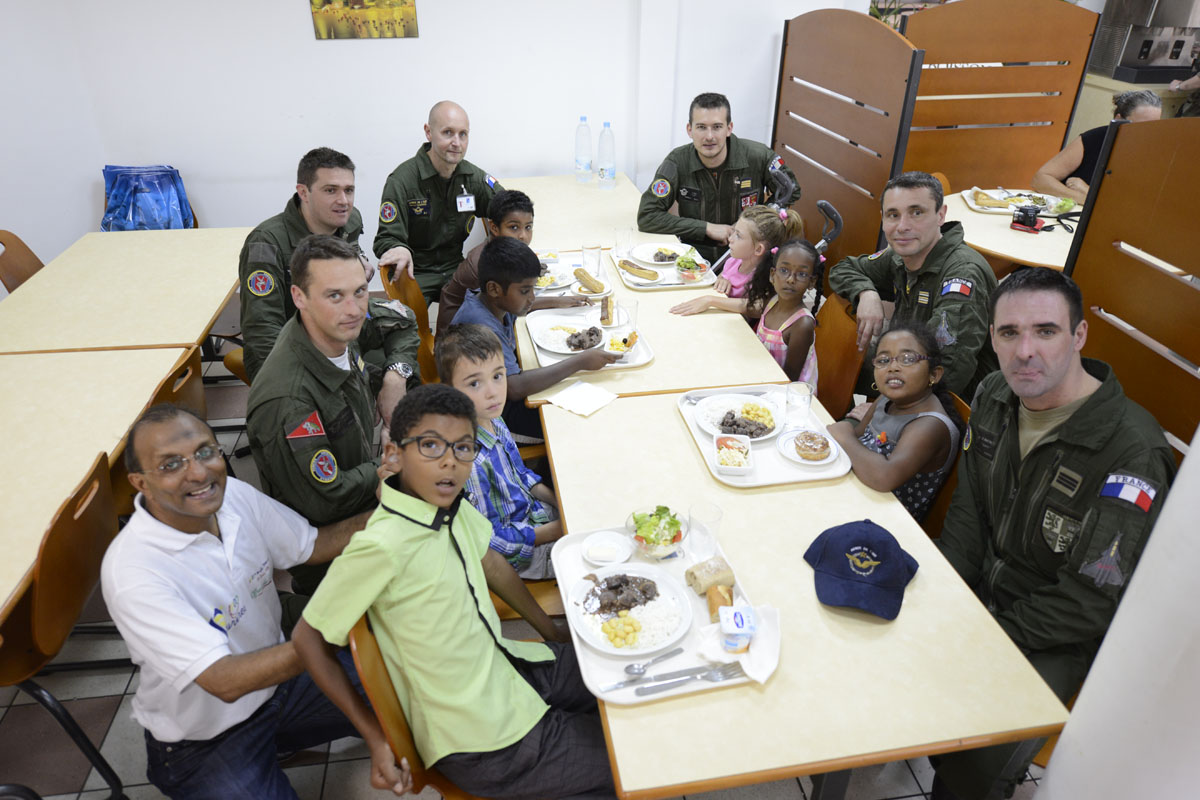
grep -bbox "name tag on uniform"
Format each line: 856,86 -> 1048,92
679,186 -> 701,202
456,186 -> 476,213
407,198 -> 429,216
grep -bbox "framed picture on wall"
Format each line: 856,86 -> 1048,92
310,1 -> 419,40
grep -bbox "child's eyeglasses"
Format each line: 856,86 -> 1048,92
872,352 -> 931,368
398,435 -> 481,462
771,266 -> 811,282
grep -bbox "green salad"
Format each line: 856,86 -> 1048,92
632,505 -> 683,545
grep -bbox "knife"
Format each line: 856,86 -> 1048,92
600,664 -> 714,693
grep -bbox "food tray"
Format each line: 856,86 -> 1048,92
960,187 -> 1074,217
522,307 -> 653,371
677,385 -> 851,488
610,252 -> 718,292
551,528 -> 753,705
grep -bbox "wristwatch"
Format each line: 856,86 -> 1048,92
387,362 -> 414,380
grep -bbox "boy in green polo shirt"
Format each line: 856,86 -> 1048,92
293,384 -> 613,799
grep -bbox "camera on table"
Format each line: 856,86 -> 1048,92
1012,205 -> 1040,229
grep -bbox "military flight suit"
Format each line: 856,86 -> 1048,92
933,359 -> 1175,800
636,134 -> 800,265
246,316 -> 381,596
828,222 -> 999,399
237,195 -> 421,387
373,143 -> 502,304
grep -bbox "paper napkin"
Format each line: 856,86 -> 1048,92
546,381 -> 617,417
696,604 -> 781,684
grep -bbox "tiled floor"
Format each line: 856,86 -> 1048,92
0,347 -> 1047,799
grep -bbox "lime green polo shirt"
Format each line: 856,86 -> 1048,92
302,481 -> 553,764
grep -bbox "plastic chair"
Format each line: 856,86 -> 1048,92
348,616 -> 485,800
382,267 -> 438,383
223,346 -> 250,386
814,293 -> 864,419
920,391 -> 971,539
0,452 -> 127,800
0,230 -> 44,293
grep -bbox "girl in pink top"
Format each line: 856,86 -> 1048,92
708,205 -> 804,300
749,239 -> 820,383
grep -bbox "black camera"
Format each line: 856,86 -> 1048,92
1012,205 -> 1040,228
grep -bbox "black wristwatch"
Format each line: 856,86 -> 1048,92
387,362 -> 414,380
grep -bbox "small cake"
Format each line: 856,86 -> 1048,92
794,430 -> 831,461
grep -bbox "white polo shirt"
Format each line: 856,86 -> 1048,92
101,477 -> 317,742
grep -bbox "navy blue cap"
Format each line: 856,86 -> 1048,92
803,519 -> 919,621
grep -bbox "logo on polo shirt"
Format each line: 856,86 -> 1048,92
207,596 -> 246,635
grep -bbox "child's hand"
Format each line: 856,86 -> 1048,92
369,742 -> 413,795
574,349 -> 622,371
714,276 -> 732,295
670,296 -> 714,316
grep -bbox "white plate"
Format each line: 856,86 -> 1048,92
570,280 -> 612,299
566,563 -> 693,657
535,271 -> 573,291
960,188 -> 1075,217
617,264 -> 665,285
631,243 -> 687,268
693,394 -> 785,442
776,429 -> 839,466
580,530 -> 633,566
527,320 -> 605,354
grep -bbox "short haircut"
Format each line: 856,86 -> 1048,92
436,324 -> 504,383
1112,90 -> 1161,118
125,403 -> 211,473
990,266 -> 1085,332
290,234 -> 359,293
689,92 -> 731,125
388,383 -> 477,443
477,236 -> 541,292
296,147 -> 355,188
487,189 -> 534,223
882,171 -> 944,211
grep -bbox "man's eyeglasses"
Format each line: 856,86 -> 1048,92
147,444 -> 223,474
398,434 -> 481,462
872,352 -> 931,368
771,265 -> 811,282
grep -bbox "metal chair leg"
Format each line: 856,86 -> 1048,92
16,679 -> 128,800
0,784 -> 43,800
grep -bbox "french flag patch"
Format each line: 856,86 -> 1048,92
941,278 -> 973,297
1100,474 -> 1156,512
486,174 -> 496,188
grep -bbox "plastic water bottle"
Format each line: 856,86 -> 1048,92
597,121 -> 616,189
574,116 -> 592,183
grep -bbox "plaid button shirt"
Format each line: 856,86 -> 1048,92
464,417 -> 552,566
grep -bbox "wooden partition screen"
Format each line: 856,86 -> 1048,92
772,10 -> 923,270
1066,118 -> 1200,457
900,0 -> 1098,193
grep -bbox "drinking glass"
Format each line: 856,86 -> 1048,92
582,244 -> 602,278
613,228 -> 632,259
787,381 -> 815,426
688,501 -> 723,561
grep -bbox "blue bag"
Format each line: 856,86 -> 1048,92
101,165 -> 195,231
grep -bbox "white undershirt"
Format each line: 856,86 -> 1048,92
327,349 -> 351,371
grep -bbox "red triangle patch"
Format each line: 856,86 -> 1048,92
286,411 -> 326,440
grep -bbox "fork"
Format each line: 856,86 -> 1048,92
634,662 -> 745,696
683,390 -> 767,406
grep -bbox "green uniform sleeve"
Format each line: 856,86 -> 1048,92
636,158 -> 709,242
828,251 -> 895,306
995,452 -> 1175,653
238,233 -> 289,383
936,426 -> 990,587
359,298 -> 421,393
373,173 -> 413,261
924,271 -> 994,397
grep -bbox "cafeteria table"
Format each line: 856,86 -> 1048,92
0,227 -> 249,354
504,174 -> 666,252
0,348 -> 191,624
943,194 -> 1071,277
516,253 -> 788,405
541,392 -> 1070,799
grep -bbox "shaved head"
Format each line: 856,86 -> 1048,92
424,101 -> 470,176
428,100 -> 467,127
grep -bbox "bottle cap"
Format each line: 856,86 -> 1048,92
580,115 -> 587,122
604,121 -> 611,128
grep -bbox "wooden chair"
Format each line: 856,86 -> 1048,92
223,346 -> 250,386
0,230 -> 44,293
814,293 -> 864,419
0,452 -> 127,799
382,267 -> 438,383
489,581 -> 564,622
920,391 -> 970,539
931,171 -> 951,195
348,616 -> 485,800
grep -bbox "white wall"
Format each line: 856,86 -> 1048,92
0,0 -> 855,287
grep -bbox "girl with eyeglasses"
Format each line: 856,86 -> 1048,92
746,238 -> 821,383
826,321 -> 963,522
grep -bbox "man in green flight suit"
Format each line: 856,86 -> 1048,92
637,92 -> 800,265
374,100 -> 503,306
247,236 -> 397,596
237,147 -> 420,407
931,268 -> 1175,800
829,171 -> 999,401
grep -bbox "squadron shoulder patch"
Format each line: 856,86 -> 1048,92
310,449 -> 338,484
1080,532 -> 1126,587
246,270 -> 274,297
867,249 -> 887,261
286,411 -> 326,440
651,179 -> 671,197
379,201 -> 398,223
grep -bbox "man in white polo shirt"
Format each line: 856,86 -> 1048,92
101,404 -> 373,800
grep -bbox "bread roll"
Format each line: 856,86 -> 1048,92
707,584 -> 733,622
685,556 -> 735,595
618,259 -> 659,280
573,268 -> 604,293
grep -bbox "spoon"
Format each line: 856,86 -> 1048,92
624,646 -> 684,676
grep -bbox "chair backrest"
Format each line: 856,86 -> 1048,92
348,615 -> 483,800
814,293 -> 864,419
31,452 -> 117,657
901,0 -> 1099,191
382,269 -> 438,383
921,391 -> 971,539
0,230 -> 44,293
223,346 -> 250,386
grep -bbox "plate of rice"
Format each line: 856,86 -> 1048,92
693,394 -> 785,442
566,563 -> 692,657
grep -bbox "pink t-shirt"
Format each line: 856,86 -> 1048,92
721,257 -> 758,298
756,297 -> 818,384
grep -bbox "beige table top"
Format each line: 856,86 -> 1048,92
503,174 -> 669,252
0,348 -> 190,622
541,393 -> 1069,798
517,253 -> 787,405
944,194 -> 1071,271
0,227 -> 250,354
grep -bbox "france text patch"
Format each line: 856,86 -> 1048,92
651,179 -> 671,197
246,270 -> 274,297
379,201 -> 398,223
1100,474 -> 1156,511
941,278 -> 973,297
769,155 -> 784,171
